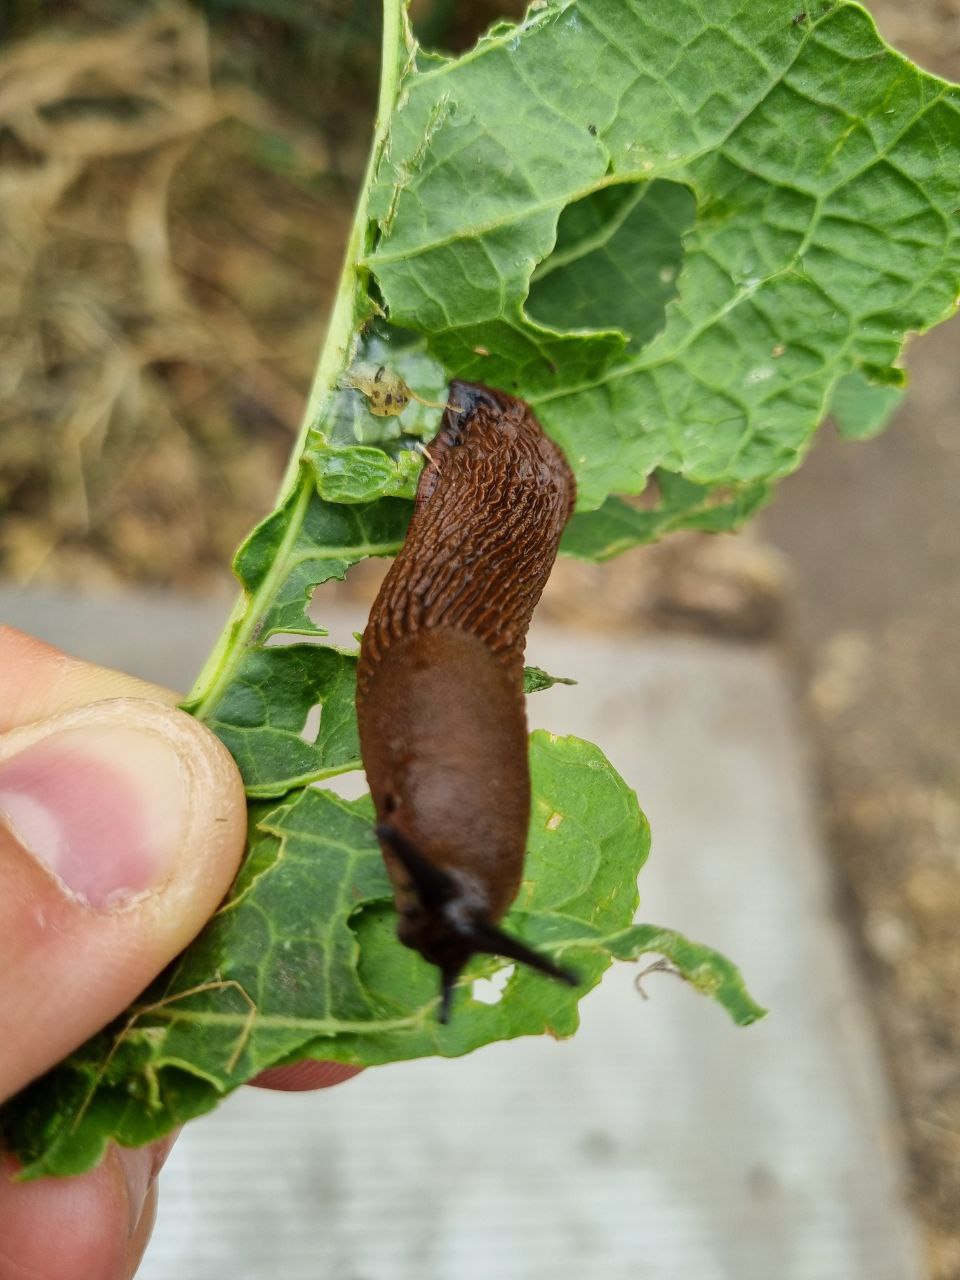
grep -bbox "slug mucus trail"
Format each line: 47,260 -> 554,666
356,381 -> 578,1021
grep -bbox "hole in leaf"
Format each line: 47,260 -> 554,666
635,473 -> 663,510
526,179 -> 695,349
312,613 -> 363,651
471,965 -> 516,1006
306,601 -> 372,651
311,773 -> 368,801
299,702 -> 322,745
412,4 -> 526,53
308,561 -> 387,649
263,631 -> 319,649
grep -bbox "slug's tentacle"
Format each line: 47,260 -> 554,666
357,381 -> 577,1021
469,923 -> 578,987
378,823 -> 577,1022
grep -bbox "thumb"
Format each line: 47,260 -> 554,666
0,694 -> 246,1101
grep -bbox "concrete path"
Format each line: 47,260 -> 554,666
0,589 -> 923,1279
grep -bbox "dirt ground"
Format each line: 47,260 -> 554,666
758,7 -> 960,1275
0,2 -> 957,1273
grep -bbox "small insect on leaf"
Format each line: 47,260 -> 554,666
344,362 -> 450,418
344,362 -> 412,417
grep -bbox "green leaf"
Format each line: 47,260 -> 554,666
229,482 -> 412,642
523,665 -> 577,693
0,732 -> 762,1178
179,478 -> 415,797
605,925 -> 767,1028
306,444 -> 423,503
202,644 -> 360,796
369,0 -> 960,510
562,470 -> 772,560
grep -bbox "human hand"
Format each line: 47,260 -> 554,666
0,626 -> 358,1279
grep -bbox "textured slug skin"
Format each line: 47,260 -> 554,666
356,381 -> 575,985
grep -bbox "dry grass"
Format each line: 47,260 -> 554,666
0,5 -> 348,587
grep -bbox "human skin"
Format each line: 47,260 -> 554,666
0,626 -> 359,1280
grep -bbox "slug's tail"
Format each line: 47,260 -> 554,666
376,823 -> 578,1023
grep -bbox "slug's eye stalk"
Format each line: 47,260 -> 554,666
376,824 -> 579,1023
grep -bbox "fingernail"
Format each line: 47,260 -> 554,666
0,714 -> 187,909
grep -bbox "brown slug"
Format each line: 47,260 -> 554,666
356,380 -> 578,1021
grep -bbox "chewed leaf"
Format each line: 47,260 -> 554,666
370,0 -> 960,510
562,472 -> 772,561
607,926 -> 767,1027
181,483 -> 412,793
0,732 -> 761,1178
526,179 -> 696,348
229,486 -> 411,642
203,645 -> 361,796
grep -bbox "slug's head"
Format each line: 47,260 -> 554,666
376,824 -> 578,1023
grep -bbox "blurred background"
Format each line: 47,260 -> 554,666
0,1 -> 957,1276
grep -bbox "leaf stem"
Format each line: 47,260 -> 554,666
279,0 -> 406,496
185,0 -> 406,715
187,472 -> 314,718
